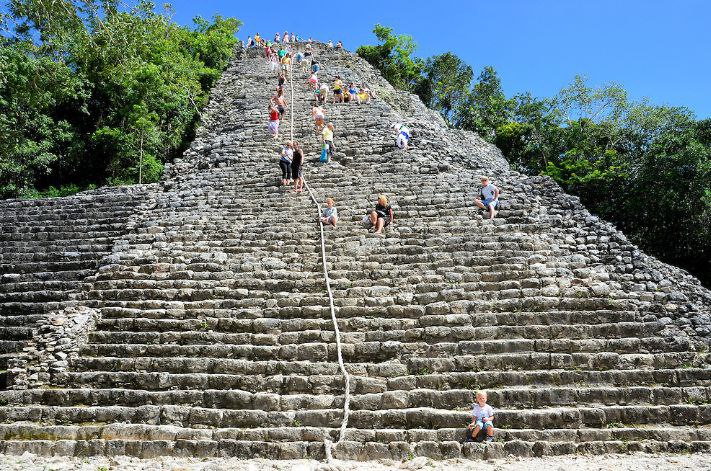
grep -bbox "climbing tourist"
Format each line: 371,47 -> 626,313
393,123 -> 411,150
311,59 -> 320,74
327,40 -> 334,48
255,32 -> 261,46
304,43 -> 312,59
279,141 -> 293,186
336,40 -> 343,49
247,36 -> 254,48
290,32 -> 296,42
281,52 -> 292,72
312,105 -> 325,130
308,72 -> 319,90
292,142 -> 304,193
322,122 -> 335,162
366,195 -> 394,234
474,176 -> 499,219
269,51 -> 279,72
320,198 -> 338,227
274,32 -> 281,43
283,30 -> 289,43
268,103 -> 280,140
265,42 -> 272,60
465,390 -> 495,443
278,71 -> 286,89
317,83 -> 328,105
275,89 -> 287,120
295,49 -> 306,72
332,76 -> 344,104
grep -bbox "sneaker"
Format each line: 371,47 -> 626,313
485,436 -> 494,443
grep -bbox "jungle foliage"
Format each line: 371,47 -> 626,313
358,25 -> 710,286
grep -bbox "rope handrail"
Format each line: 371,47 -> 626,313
287,54 -> 351,461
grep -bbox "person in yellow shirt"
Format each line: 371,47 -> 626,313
332,76 -> 343,104
254,33 -> 261,46
322,122 -> 335,162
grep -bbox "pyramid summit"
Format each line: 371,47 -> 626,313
0,42 -> 709,460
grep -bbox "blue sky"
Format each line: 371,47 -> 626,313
6,0 -> 710,118
161,0 -> 711,118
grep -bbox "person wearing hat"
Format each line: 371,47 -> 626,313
474,176 -> 500,219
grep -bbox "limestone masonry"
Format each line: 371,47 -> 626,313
0,44 -> 710,460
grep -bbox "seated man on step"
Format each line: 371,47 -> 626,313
473,176 -> 500,219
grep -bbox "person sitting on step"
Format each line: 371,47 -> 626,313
348,83 -> 358,104
393,123 -> 411,150
357,88 -> 370,104
473,176 -> 499,219
292,142 -> 304,193
320,198 -> 338,227
466,390 -> 495,443
366,195 -> 394,235
336,40 -> 343,49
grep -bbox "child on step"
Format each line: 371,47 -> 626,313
320,198 -> 338,227
466,390 -> 495,443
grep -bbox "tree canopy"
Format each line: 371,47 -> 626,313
359,24 -> 710,287
0,0 -> 240,198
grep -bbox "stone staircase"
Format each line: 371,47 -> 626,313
0,44 -> 709,460
0,186 -> 152,388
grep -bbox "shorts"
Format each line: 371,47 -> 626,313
396,133 -> 409,149
481,197 -> 498,208
333,89 -> 342,95
292,166 -> 302,178
277,105 -> 285,115
475,421 -> 493,430
268,120 -> 279,135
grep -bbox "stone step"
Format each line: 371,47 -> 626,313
3,384 -> 709,411
79,335 -> 695,363
84,322 -> 665,347
58,368 -> 711,393
0,404 -> 709,430
1,436 -> 707,460
68,351 -> 709,377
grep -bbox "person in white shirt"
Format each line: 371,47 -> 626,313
466,390 -> 495,442
474,176 -> 500,219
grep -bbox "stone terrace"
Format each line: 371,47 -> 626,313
0,44 -> 709,460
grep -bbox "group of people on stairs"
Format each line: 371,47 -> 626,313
263,36 -> 499,241
255,33 -> 504,444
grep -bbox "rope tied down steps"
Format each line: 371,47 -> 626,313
286,55 -> 351,461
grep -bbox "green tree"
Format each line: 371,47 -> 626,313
454,66 -> 512,141
0,0 -> 240,197
416,52 -> 473,125
356,24 -> 424,92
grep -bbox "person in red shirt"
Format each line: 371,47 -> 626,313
268,103 -> 280,139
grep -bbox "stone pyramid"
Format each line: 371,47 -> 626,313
0,43 -> 709,460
